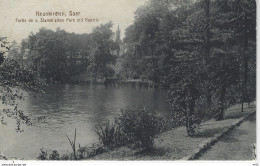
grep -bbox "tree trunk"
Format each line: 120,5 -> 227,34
216,84 -> 226,121
187,84 -> 196,136
204,0 -> 212,107
187,97 -> 196,136
241,11 -> 249,112
205,0 -> 211,63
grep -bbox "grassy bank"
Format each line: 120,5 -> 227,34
88,102 -> 255,160
198,114 -> 256,160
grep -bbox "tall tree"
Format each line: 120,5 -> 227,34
24,28 -> 67,81
88,22 -> 117,80
169,51 -> 205,136
23,28 -> 92,82
215,0 -> 256,111
204,0 -> 212,106
115,25 -> 122,56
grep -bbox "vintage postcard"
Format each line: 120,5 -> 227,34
0,0 -> 257,165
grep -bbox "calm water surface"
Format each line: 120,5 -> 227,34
0,84 -> 171,159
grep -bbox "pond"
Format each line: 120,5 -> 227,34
0,84 -> 171,159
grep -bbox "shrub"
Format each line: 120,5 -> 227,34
49,150 -> 60,160
116,106 -> 158,151
156,116 -> 176,133
37,149 -> 62,160
37,148 -> 48,160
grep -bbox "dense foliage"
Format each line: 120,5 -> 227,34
95,107 -> 160,152
18,22 -> 119,83
87,22 -> 117,80
120,0 -> 256,135
116,107 -> 158,151
0,38 -> 44,131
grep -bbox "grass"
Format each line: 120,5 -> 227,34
198,115 -> 256,160
95,120 -> 125,148
38,128 -> 93,160
66,128 -> 77,160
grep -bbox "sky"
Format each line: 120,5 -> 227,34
0,0 -> 148,43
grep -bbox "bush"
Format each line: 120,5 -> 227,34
37,149 -> 76,160
49,150 -> 60,160
37,148 -> 61,160
116,107 -> 158,151
95,107 -> 161,152
156,116 -> 176,132
37,148 -> 48,160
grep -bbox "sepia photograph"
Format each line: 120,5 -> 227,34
0,0 -> 257,165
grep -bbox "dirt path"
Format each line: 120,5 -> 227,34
198,113 -> 256,160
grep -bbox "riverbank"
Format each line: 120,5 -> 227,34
54,77 -> 162,88
88,102 -> 256,160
